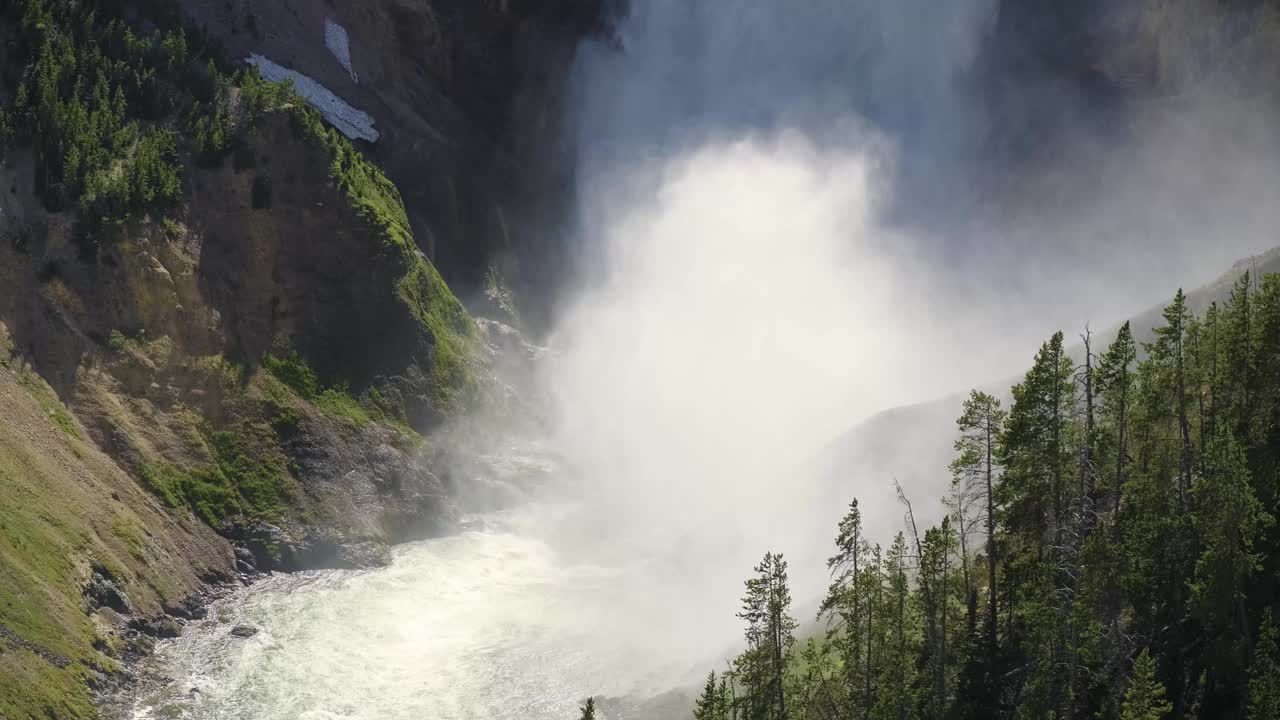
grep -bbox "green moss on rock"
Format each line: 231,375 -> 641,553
326,132 -> 478,405
263,348 -> 373,428
262,80 -> 479,408
137,420 -> 293,525
208,421 -> 292,520
139,462 -> 240,525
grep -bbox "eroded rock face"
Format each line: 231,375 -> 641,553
178,0 -> 612,309
188,112 -> 431,391
0,111 -> 470,578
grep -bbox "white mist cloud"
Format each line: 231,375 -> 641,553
524,0 -> 1280,690
541,129 -> 1001,658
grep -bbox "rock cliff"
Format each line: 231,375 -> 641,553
0,0 -> 605,716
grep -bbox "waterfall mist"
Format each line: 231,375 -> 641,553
121,4 -> 1280,718
538,0 -> 1280,680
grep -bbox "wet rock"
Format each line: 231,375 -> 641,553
222,520 -> 295,572
131,616 -> 183,639
123,631 -> 155,658
163,596 -> 208,621
229,624 -> 259,638
335,540 -> 392,569
84,565 -> 131,614
234,545 -> 257,573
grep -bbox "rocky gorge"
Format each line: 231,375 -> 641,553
0,0 -> 608,716
6,0 -> 1280,718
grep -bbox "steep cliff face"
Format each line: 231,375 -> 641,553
0,0 -> 602,716
0,107 -> 460,717
179,0 -> 612,319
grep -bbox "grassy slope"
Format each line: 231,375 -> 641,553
0,325 -> 229,719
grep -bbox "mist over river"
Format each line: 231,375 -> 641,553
105,0 -> 1280,717
124,505 -> 725,720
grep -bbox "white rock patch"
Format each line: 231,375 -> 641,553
245,54 -> 379,142
325,17 -> 358,83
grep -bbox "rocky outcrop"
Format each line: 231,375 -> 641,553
0,1 -> 606,716
0,53 -> 511,720
179,0 -> 614,319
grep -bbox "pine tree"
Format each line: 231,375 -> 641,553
998,332 -> 1077,717
687,273 -> 1280,720
1148,290 -> 1194,509
736,552 -> 797,720
871,533 -> 916,720
1249,609 -> 1280,720
695,671 -> 731,720
578,697 -> 596,720
821,500 -> 871,714
1191,430 -> 1273,679
1252,275 -> 1280,510
917,519 -> 962,719
1120,649 -> 1171,720
950,390 -> 1006,655
1222,274 -> 1257,443
792,637 -> 843,720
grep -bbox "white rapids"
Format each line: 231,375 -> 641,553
124,506 -> 711,720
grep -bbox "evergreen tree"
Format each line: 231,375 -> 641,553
1148,290 -> 1194,508
1222,274 -> 1257,444
1190,430 -> 1273,682
871,533 -> 916,720
820,500 -> 871,714
736,552 -> 797,720
689,277 -> 1280,720
579,697 -> 596,720
791,637 -> 843,720
1249,609 -> 1280,720
695,671 -> 731,720
1121,649 -> 1172,720
950,390 -> 1006,655
1252,275 -> 1280,510
998,331 -> 1077,718
917,519 -> 962,719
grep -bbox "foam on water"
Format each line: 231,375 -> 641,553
126,506 -> 707,720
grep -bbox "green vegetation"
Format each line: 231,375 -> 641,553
0,3 -> 472,717
322,122 -> 477,405
138,420 -> 291,524
262,347 -> 373,429
0,652 -> 95,720
260,348 -> 422,446
13,365 -> 79,440
221,68 -> 478,407
110,514 -> 145,560
139,462 -> 238,525
271,90 -> 479,406
2,0 -> 227,247
686,272 -> 1280,720
0,410 -> 110,720
208,422 -> 291,519
484,264 -> 522,327
106,329 -> 130,352
4,0 -> 477,399
1122,649 -> 1173,720
398,257 -> 478,407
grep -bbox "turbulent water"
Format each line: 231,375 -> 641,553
124,506 -> 712,720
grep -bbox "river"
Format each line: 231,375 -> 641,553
121,505 -> 732,720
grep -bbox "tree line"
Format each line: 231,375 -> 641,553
683,272 -> 1280,720
0,0 -> 298,252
